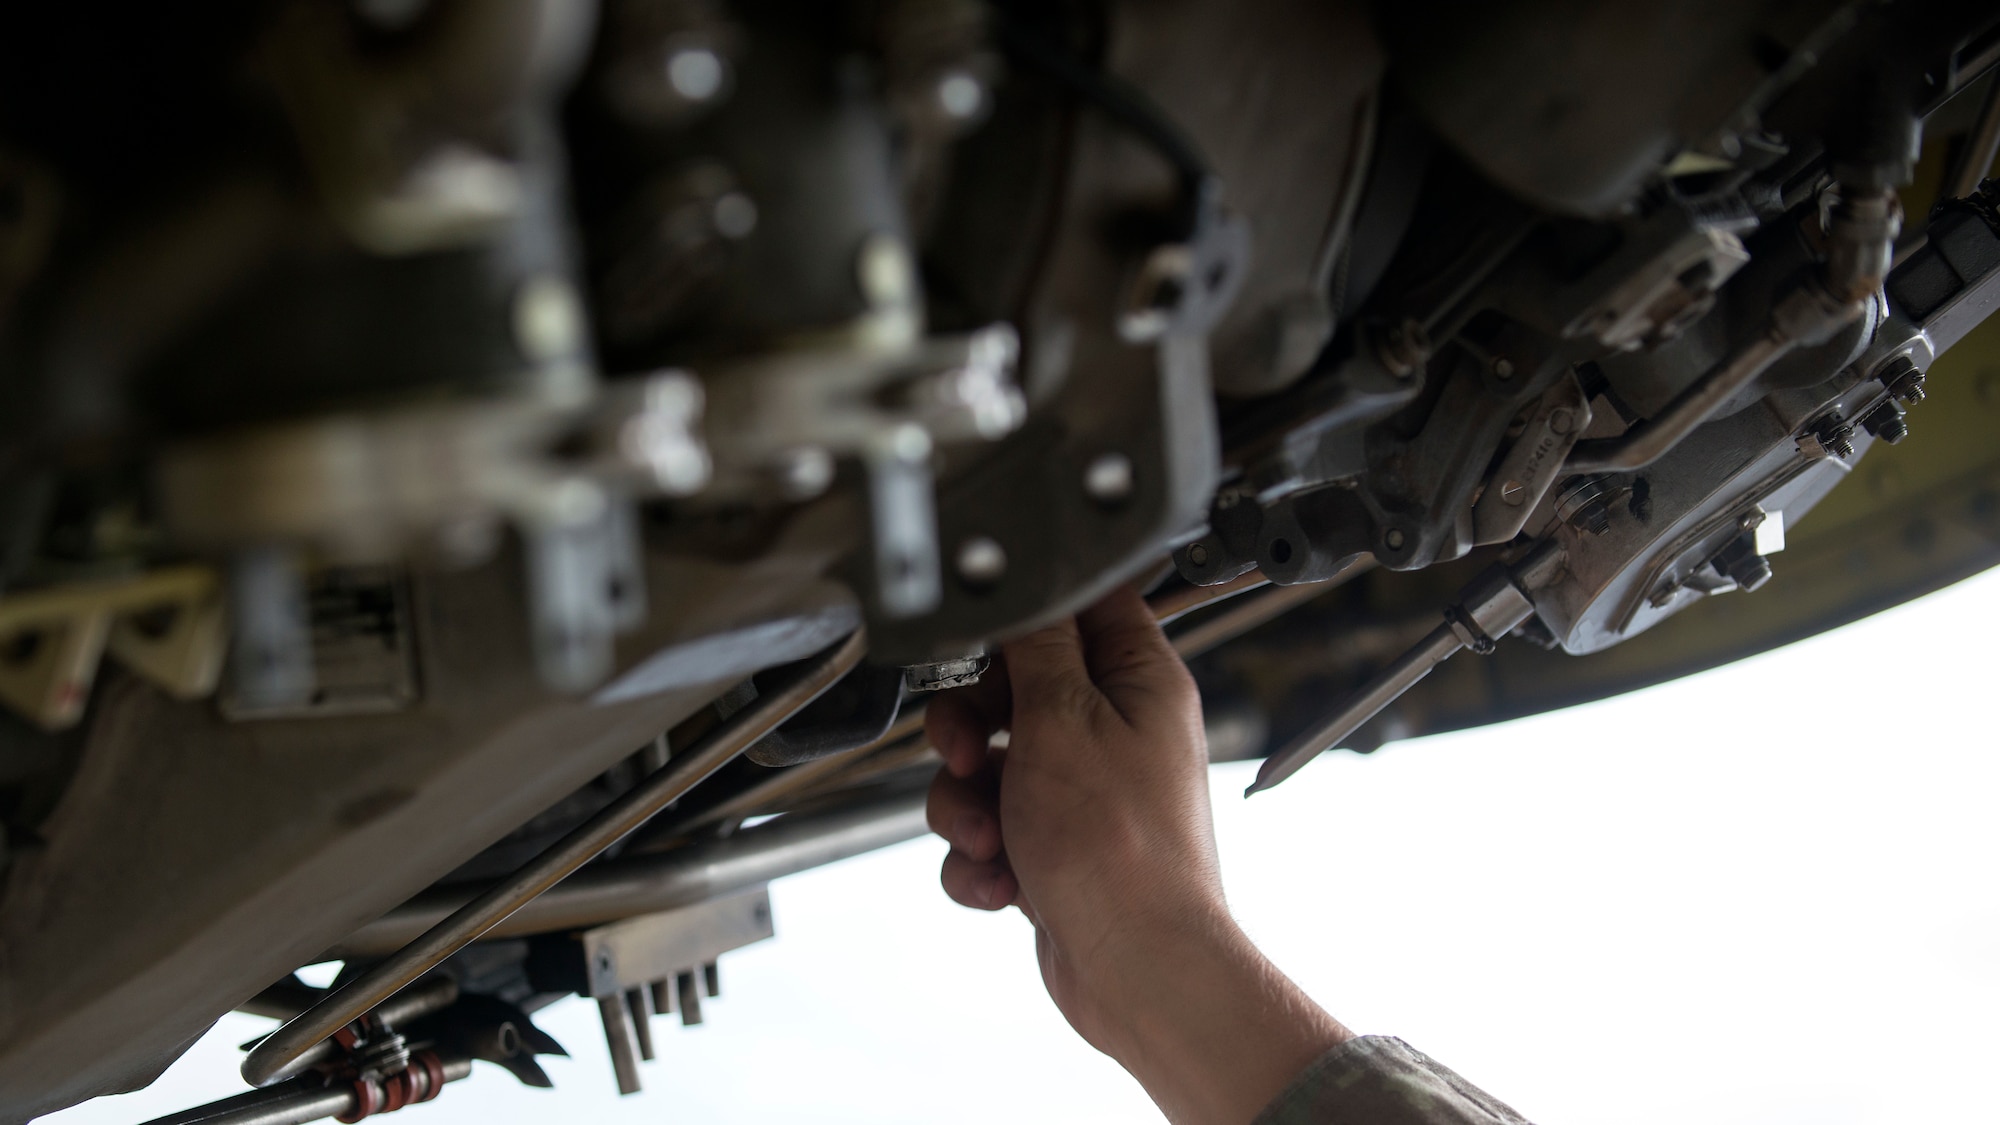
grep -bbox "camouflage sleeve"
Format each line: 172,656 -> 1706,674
1251,1036 -> 1532,1125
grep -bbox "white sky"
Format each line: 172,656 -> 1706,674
47,565 -> 2000,1125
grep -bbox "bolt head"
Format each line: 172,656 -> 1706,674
1499,479 -> 1527,505
1186,543 -> 1210,567
1384,528 -> 1406,550
1084,453 -> 1135,505
1492,357 -> 1515,379
936,70 -> 986,121
711,192 -> 758,239
666,47 -> 727,102
1548,408 -> 1574,435
955,537 -> 1007,585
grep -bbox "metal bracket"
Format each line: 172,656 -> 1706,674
578,888 -> 773,1095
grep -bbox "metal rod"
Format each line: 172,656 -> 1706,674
626,989 -> 656,1061
1171,558 -> 1374,659
244,630 -> 867,1088
331,782 -> 929,957
146,1086 -> 354,1125
1245,542 -> 1560,795
664,570 -> 1286,836
1244,621 -> 1467,795
1947,75 -> 2000,201
1564,331 -> 1795,473
598,995 -> 643,1095
141,1060 -> 472,1125
1148,568 -> 1269,625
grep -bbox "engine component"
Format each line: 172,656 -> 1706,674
574,888 -> 773,1095
1245,540 -> 1566,794
4,2 -> 2000,1119
243,629 -> 864,1088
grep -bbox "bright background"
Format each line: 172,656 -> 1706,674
46,566 -> 2000,1125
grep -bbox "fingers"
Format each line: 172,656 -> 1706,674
1000,616 -> 1098,720
940,849 -> 1019,911
930,766 -> 1017,910
925,663 -> 1011,778
927,767 -> 1003,862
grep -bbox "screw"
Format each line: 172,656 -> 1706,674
1548,407 -> 1575,435
1499,480 -> 1527,506
1384,528 -> 1406,550
1186,542 -> 1210,567
1491,357 -> 1515,379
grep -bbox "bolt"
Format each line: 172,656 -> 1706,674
1083,452 -> 1135,505
1554,476 -> 1613,535
936,70 -> 986,120
1186,542 -> 1210,567
1383,528 -> 1406,550
1548,407 -> 1575,435
665,47 -> 727,102
1723,550 -> 1774,592
1879,357 -> 1927,405
1374,318 -> 1431,379
711,192 -> 757,239
1859,401 -> 1909,444
1499,480 -> 1527,506
1491,357 -> 1515,379
955,536 -> 1006,585
1811,414 -> 1857,460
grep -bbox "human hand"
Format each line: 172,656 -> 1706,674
925,584 -> 1351,1124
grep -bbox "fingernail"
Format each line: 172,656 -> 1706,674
973,870 -> 1001,907
951,811 -> 986,853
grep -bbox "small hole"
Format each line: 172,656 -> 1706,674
1269,538 -> 1293,564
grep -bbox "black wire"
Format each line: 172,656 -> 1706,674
993,16 -> 1216,227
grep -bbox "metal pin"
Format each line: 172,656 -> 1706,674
702,961 -> 720,999
596,995 -> 643,1095
650,979 -> 674,1015
1245,542 -> 1562,795
676,970 -> 704,1026
625,989 -> 656,1062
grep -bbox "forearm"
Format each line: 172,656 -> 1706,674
1076,915 -> 1353,1125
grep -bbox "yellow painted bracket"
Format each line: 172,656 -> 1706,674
0,567 -> 227,730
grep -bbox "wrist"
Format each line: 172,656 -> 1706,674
1078,914 -> 1352,1124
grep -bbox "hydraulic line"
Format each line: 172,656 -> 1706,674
240,630 -> 867,1088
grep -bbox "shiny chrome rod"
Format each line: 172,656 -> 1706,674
332,781 -> 930,957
